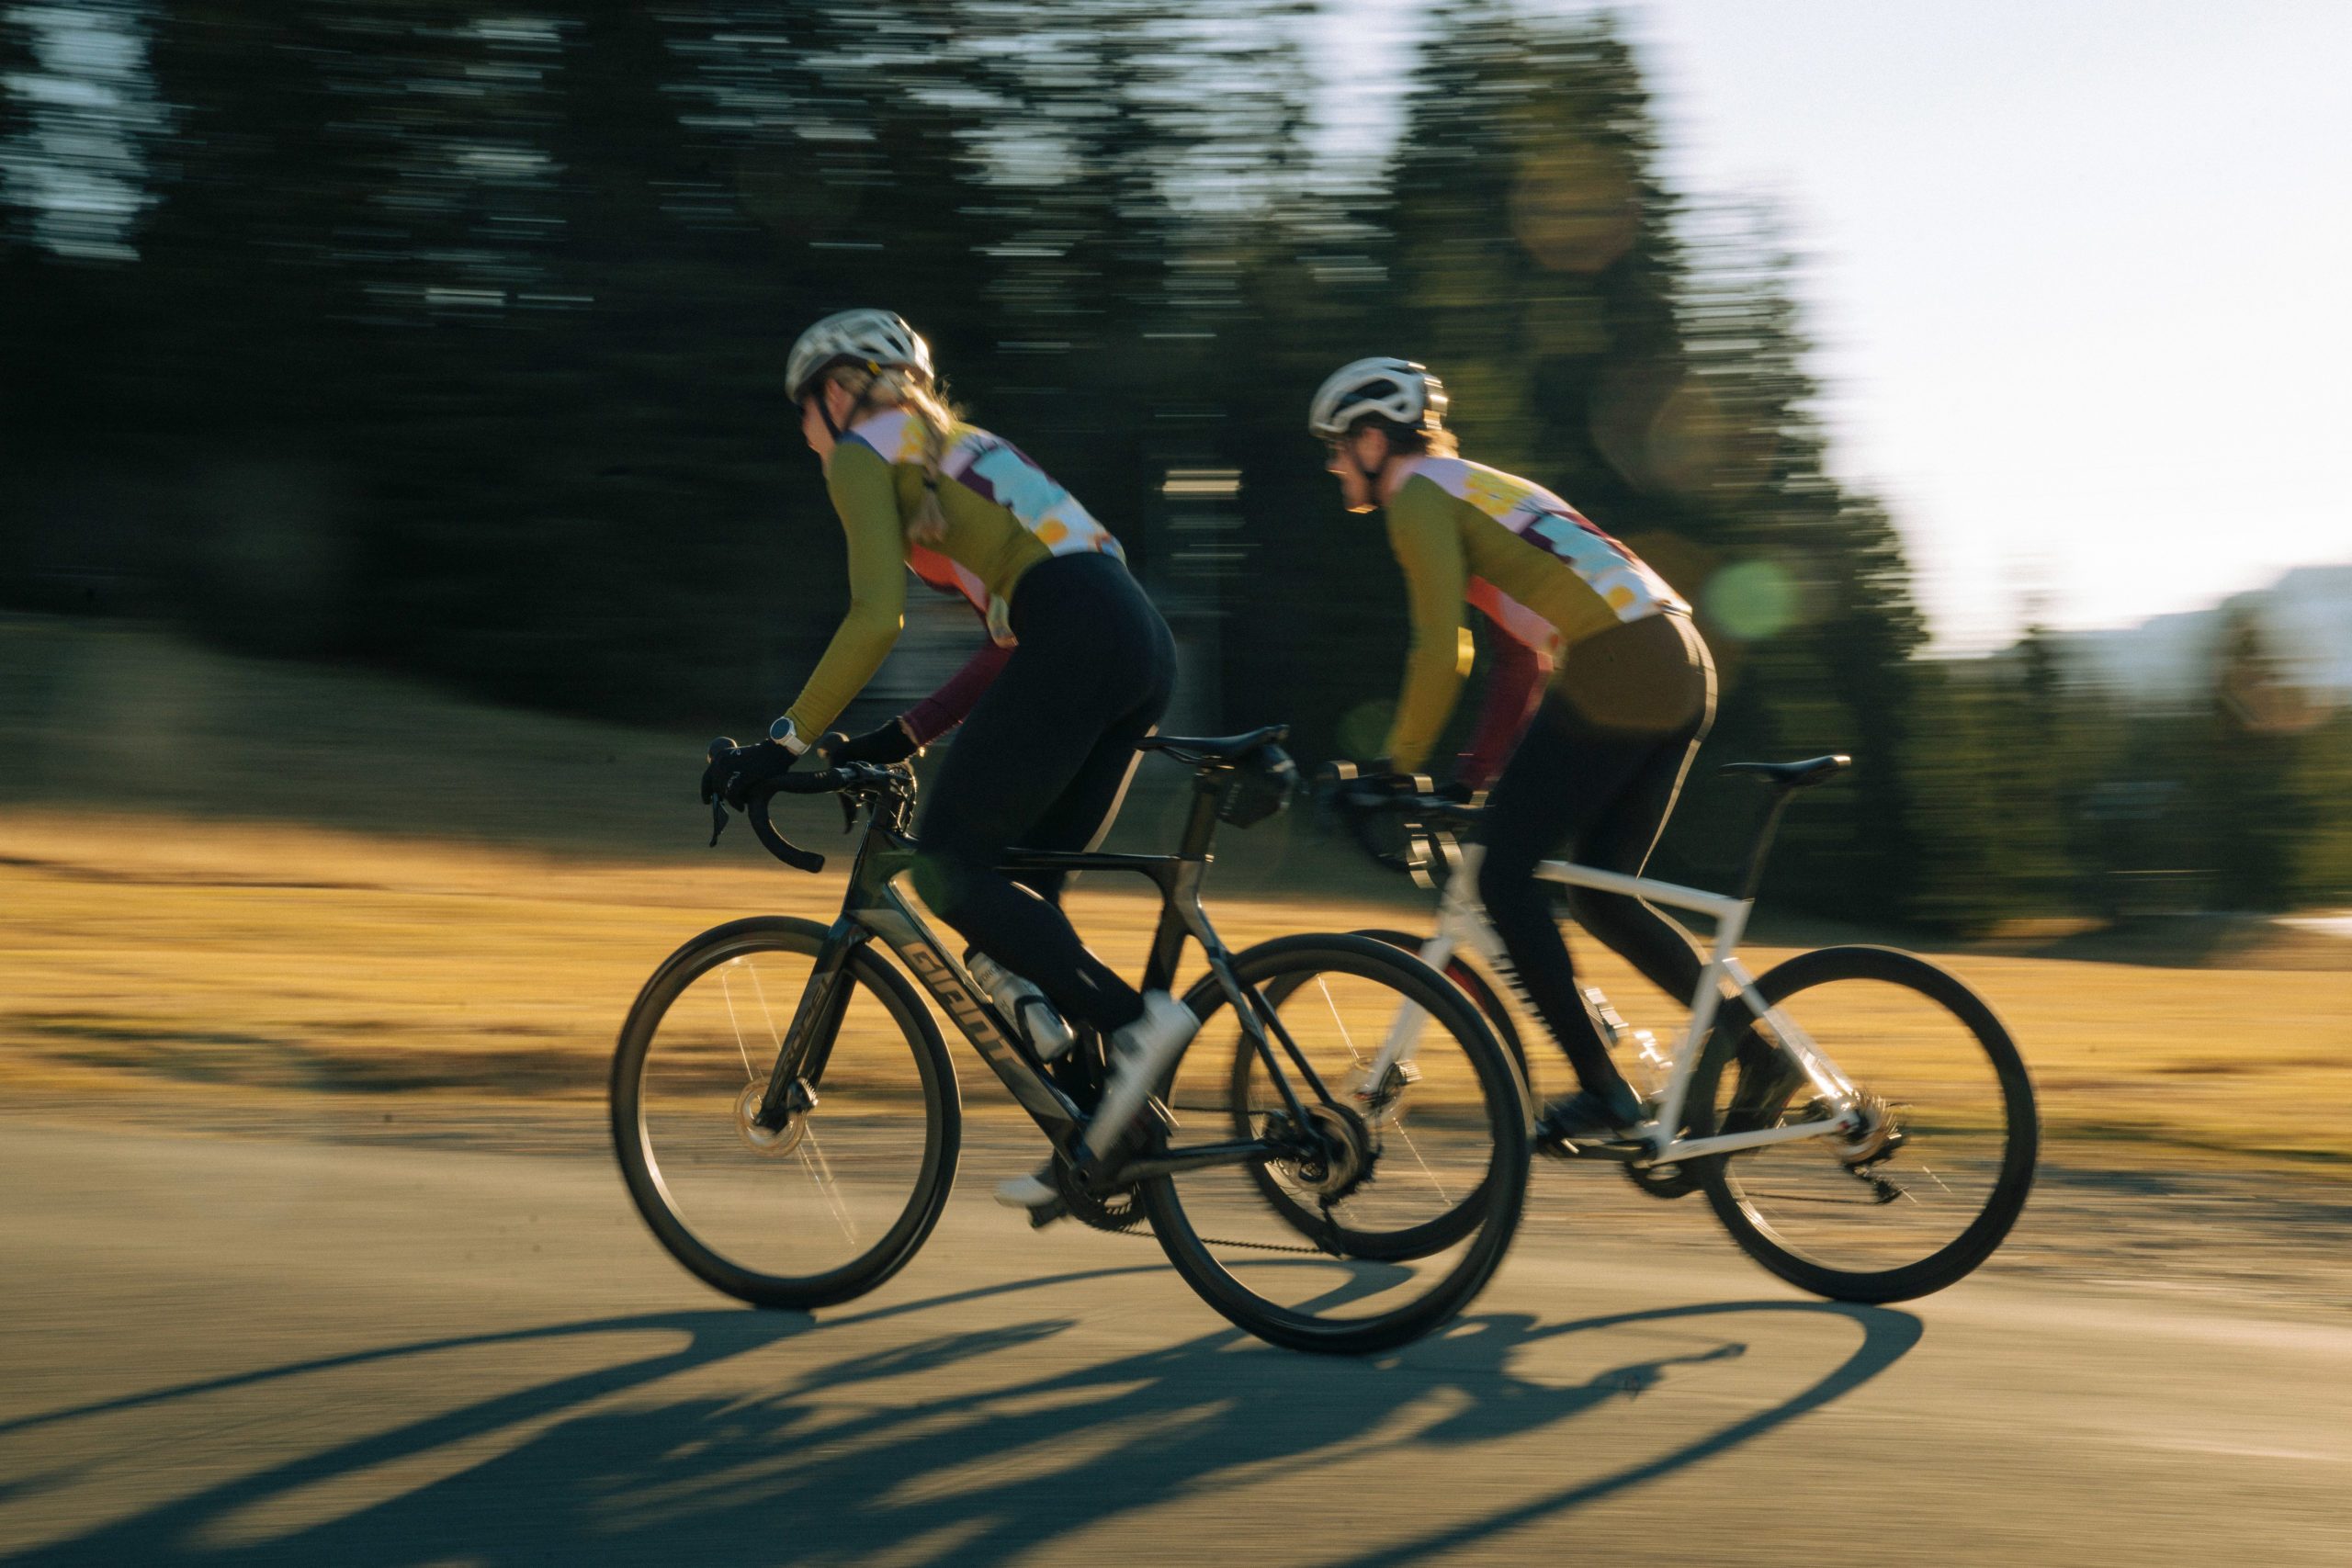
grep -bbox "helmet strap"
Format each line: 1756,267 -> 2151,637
811,391 -> 842,442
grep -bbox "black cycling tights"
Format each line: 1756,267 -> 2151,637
1476,613 -> 1716,1098
912,552 -> 1176,1035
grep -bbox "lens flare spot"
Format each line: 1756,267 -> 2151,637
1703,559 -> 1799,640
1338,700 -> 1396,761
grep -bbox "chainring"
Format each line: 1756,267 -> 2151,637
1049,1148 -> 1149,1233
1621,1157 -> 1702,1200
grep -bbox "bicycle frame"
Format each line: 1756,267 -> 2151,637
1367,840 -> 1863,1162
750,773 -> 1340,1186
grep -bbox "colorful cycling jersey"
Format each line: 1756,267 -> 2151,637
1381,456 -> 1689,771
781,409 -> 1125,739
908,542 -> 992,621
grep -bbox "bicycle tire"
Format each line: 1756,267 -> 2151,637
1357,927 -> 1703,1201
1689,944 -> 2037,1303
1353,928 -> 1532,1089
1232,944 -> 1520,1262
1142,934 -> 1529,1355
611,916 -> 961,1310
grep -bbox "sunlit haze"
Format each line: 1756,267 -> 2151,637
1309,0 -> 2352,651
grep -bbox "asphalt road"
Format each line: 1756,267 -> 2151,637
2,1111 -> 2347,1567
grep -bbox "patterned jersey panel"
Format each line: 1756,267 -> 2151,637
949,434 -> 1125,562
846,409 -> 1125,560
906,542 -> 991,615
1404,456 -> 1688,622
846,410 -> 1121,645
1465,578 -> 1562,656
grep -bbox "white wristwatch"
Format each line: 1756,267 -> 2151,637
767,716 -> 808,755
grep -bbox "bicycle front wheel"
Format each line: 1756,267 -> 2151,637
1689,945 -> 2037,1303
611,917 -> 960,1310
1144,934 -> 1530,1355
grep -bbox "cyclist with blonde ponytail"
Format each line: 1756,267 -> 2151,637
708,309 -> 1192,1215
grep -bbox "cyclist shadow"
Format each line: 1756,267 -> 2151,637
4,1265 -> 1920,1567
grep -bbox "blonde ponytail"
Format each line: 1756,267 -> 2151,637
825,363 -> 965,544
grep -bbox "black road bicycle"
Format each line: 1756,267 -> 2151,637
610,727 -> 1530,1355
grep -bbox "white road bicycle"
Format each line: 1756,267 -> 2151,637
1329,755 -> 2038,1303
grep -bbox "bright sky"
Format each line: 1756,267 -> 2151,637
1308,0 -> 2352,652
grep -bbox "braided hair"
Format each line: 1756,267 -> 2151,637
823,362 -> 965,543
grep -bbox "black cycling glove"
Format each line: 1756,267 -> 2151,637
701,740 -> 799,809
820,719 -> 920,766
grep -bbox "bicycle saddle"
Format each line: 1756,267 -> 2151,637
1137,724 -> 1291,764
1718,754 -> 1851,790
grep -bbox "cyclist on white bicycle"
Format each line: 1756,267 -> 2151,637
706,310 -> 1200,1211
1310,357 -> 1717,1144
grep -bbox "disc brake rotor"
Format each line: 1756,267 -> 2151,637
735,1081 -> 808,1157
1836,1093 -> 1903,1168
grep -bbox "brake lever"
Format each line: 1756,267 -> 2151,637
705,737 -> 738,848
840,792 -> 858,834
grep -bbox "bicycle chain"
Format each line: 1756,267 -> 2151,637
1102,1226 -> 1331,1256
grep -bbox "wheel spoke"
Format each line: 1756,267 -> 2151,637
718,962 -> 757,1083
797,1127 -> 861,1247
615,927 -> 949,1309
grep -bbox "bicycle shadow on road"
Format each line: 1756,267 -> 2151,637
0,1268 -> 1920,1567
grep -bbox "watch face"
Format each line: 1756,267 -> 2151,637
767,716 -> 801,750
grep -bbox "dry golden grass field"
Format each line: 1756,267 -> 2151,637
5,614 -> 2347,1175
3,808 -> 2346,1173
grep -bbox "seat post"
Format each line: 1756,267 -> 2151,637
1736,789 -> 1797,904
1176,773 -> 1223,861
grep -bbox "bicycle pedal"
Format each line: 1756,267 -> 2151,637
1026,1193 -> 1071,1230
1542,1134 -> 1646,1163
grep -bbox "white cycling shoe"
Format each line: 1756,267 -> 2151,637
1080,990 -> 1198,1162
994,1164 -> 1058,1212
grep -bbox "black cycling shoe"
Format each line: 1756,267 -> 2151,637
1537,1078 -> 1647,1149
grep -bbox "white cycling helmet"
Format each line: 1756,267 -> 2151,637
1306,357 -> 1447,441
786,308 -> 933,403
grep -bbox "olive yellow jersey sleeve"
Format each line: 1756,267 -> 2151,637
1382,474 -> 1473,773
781,438 -> 909,739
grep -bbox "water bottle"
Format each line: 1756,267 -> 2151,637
1588,986 -> 1667,1099
1629,1030 -> 1673,1100
968,953 -> 1076,1061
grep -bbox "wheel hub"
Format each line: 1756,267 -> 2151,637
1835,1093 -> 1902,1167
1350,1058 -> 1421,1123
735,1081 -> 808,1156
1275,1101 -> 1374,1202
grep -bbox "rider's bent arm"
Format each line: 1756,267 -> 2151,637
781,441 -> 909,739
1383,475 -> 1472,773
901,634 -> 1013,747
1456,628 -> 1549,791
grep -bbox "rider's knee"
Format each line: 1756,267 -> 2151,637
1564,885 -> 1627,933
910,849 -> 986,926
1476,850 -> 1538,917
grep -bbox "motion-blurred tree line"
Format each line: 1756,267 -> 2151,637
4,0 -> 2344,922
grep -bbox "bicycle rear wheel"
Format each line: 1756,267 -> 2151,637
1689,945 -> 2037,1303
1353,928 -> 1532,1091
1143,934 -> 1529,1355
611,917 -> 959,1309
